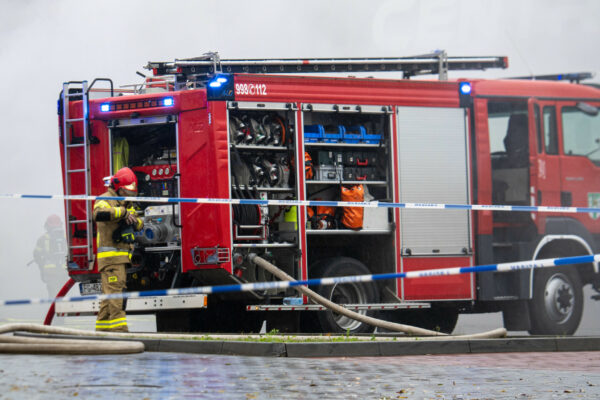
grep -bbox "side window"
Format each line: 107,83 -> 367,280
487,101 -> 528,153
543,106 -> 558,155
534,104 -> 542,153
562,106 -> 600,165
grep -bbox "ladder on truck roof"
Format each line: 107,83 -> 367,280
61,81 -> 94,270
146,50 -> 508,82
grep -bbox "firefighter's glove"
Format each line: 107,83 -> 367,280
125,210 -> 138,225
112,221 -> 136,244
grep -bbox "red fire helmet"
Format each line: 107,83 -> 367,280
45,214 -> 62,230
110,167 -> 138,192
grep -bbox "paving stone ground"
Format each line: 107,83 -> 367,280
1,351 -> 599,399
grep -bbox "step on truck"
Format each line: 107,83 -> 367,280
57,51 -> 600,334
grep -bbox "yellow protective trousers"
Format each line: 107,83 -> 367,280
95,263 -> 128,332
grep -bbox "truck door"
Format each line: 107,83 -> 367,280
557,101 -> 600,231
534,101 -> 562,214
527,100 -> 561,234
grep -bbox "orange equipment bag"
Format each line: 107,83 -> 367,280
291,152 -> 314,180
340,184 -> 364,230
305,152 -> 314,180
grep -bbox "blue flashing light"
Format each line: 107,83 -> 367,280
208,74 -> 229,88
459,82 -> 472,95
162,97 -> 174,107
100,103 -> 110,112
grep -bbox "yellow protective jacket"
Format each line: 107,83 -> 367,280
93,188 -> 143,269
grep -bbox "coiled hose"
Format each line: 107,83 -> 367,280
248,254 -> 507,339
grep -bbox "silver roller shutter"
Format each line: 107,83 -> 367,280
397,106 -> 471,256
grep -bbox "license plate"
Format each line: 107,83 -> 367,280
80,282 -> 102,295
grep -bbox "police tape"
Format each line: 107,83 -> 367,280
1,193 -> 600,214
1,254 -> 598,307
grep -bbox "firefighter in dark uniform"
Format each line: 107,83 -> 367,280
32,214 -> 68,297
93,167 -> 143,332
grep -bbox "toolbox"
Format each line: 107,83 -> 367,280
354,168 -> 369,181
343,167 -> 356,181
343,151 -> 358,166
317,150 -> 343,166
315,165 -> 343,181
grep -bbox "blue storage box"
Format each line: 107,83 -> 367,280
343,125 -> 365,144
304,124 -> 324,142
323,125 -> 345,143
362,133 -> 382,144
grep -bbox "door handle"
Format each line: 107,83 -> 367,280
561,191 -> 572,207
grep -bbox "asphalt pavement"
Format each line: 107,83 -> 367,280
1,351 -> 599,399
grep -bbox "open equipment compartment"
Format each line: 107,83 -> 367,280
301,103 -> 398,298
108,116 -> 183,293
227,101 -> 301,297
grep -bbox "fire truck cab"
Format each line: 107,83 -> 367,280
58,53 -> 600,335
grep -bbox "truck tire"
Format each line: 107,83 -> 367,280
380,308 -> 459,334
528,266 -> 583,335
313,257 -> 379,334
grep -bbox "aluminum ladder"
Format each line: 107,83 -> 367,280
146,50 -> 508,81
61,81 -> 94,270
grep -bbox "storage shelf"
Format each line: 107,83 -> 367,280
304,142 -> 381,148
306,228 -> 392,235
233,243 -> 297,248
306,180 -> 387,186
231,144 -> 289,151
232,186 -> 295,193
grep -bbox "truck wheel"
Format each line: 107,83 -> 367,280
528,266 -> 583,335
314,257 -> 379,334
381,308 -> 459,334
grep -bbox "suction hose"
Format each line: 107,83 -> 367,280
248,254 -> 507,339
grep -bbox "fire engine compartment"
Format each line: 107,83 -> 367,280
224,102 -> 401,303
109,118 -> 184,292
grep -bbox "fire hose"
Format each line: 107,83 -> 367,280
248,254 -> 507,339
0,324 -> 144,355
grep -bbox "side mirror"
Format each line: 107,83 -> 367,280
576,102 -> 599,116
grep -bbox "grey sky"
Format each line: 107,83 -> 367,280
1,0 -> 599,324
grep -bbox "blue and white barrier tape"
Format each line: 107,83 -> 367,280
1,254 -> 598,307
1,193 -> 599,214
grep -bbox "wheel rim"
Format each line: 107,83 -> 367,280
543,273 -> 575,324
329,282 -> 367,331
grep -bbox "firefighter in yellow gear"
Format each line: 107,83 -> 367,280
93,167 -> 143,332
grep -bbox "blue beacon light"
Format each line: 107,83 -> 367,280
208,75 -> 228,88
100,103 -> 110,112
162,97 -> 174,107
459,82 -> 472,95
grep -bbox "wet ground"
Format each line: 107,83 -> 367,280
1,351 -> 599,399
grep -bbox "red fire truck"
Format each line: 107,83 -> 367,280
58,52 -> 600,335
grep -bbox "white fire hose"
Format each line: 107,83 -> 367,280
248,254 -> 507,339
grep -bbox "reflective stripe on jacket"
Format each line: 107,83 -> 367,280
93,188 -> 143,269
